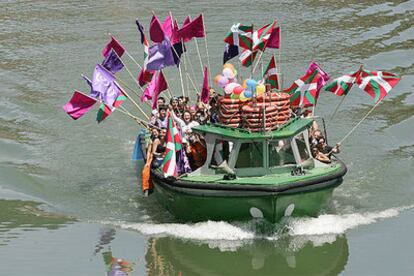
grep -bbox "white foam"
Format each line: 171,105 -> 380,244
110,220 -> 255,241
287,205 -> 413,236
101,205 -> 413,245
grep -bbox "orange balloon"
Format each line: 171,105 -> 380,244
242,79 -> 247,88
214,74 -> 222,85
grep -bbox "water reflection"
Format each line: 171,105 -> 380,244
0,199 -> 74,246
145,235 -> 349,276
102,250 -> 134,276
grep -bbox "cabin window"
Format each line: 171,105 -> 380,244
295,133 -> 310,162
268,140 -> 296,167
235,142 -> 264,168
210,140 -> 231,166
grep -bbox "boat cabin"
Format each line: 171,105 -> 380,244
191,118 -> 325,177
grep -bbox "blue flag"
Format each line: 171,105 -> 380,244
102,49 -> 124,74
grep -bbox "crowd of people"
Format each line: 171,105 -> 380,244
145,93 -> 219,173
144,93 -> 341,174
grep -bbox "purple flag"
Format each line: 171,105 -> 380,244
102,49 -> 124,74
146,39 -> 175,71
63,91 -> 97,120
177,148 -> 192,175
91,64 -> 121,106
306,61 -> 330,91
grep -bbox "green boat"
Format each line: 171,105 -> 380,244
149,117 -> 347,222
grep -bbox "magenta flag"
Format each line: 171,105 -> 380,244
141,74 -> 156,102
267,27 -> 280,49
171,20 -> 181,44
201,66 -> 209,104
178,14 -> 205,42
163,13 -> 173,39
101,36 -> 125,58
137,68 -> 154,87
306,61 -> 330,91
151,71 -> 168,109
182,15 -> 191,27
149,15 -> 165,43
63,91 -> 97,120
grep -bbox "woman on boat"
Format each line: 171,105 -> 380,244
151,128 -> 166,168
171,108 -> 199,143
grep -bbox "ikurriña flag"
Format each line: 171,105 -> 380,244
262,55 -> 279,90
357,69 -> 400,103
284,69 -> 322,108
325,65 -> 363,96
162,115 -> 183,177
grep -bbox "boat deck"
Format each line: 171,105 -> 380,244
180,162 -> 342,186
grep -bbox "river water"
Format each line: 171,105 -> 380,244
1,0 -> 414,275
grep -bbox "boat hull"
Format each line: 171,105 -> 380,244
151,163 -> 346,222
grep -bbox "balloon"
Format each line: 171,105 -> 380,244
224,83 -> 240,94
242,80 -> 247,88
233,86 -> 245,95
246,79 -> 257,88
244,88 -> 253,98
214,75 -> 222,85
217,76 -> 229,88
239,92 -> 249,102
230,93 -> 239,99
256,84 -> 266,95
223,63 -> 235,71
233,69 -> 237,77
222,67 -> 235,79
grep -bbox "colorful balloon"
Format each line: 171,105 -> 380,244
242,79 -> 247,88
222,67 -> 235,79
217,76 -> 229,88
244,88 -> 253,98
239,92 -> 249,102
223,63 -> 235,70
230,93 -> 239,99
214,74 -> 222,85
224,83 -> 240,94
256,84 -> 266,95
233,86 -> 245,95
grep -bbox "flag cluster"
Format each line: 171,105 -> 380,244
223,20 -> 280,67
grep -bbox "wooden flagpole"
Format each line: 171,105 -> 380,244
330,95 -> 347,121
194,39 -> 204,77
108,33 -> 142,70
201,13 -> 212,86
329,101 -> 382,155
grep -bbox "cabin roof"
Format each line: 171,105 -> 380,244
192,118 -> 313,140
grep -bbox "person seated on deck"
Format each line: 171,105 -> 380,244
187,133 -> 207,170
151,127 -> 166,168
313,137 -> 341,164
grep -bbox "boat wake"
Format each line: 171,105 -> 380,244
100,205 -> 412,250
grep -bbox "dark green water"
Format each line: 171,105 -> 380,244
1,0 -> 414,275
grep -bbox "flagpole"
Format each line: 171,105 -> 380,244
252,50 -> 265,76
161,69 -> 174,98
170,41 -> 198,95
331,101 -> 381,153
114,52 -> 145,94
116,106 -> 147,128
194,39 -> 204,77
108,33 -> 142,70
184,41 -> 199,86
201,13 -> 212,86
330,95 -> 347,121
99,65 -> 149,120
278,25 -> 282,79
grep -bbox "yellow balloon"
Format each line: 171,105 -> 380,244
242,79 -> 247,88
239,92 -> 249,102
256,84 -> 265,95
223,63 -> 235,71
